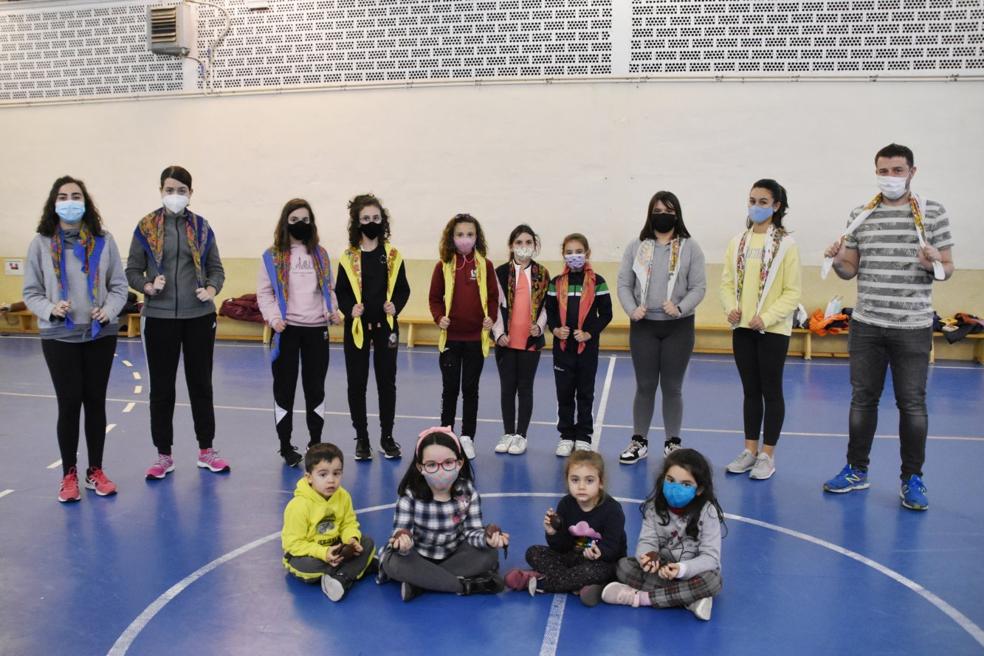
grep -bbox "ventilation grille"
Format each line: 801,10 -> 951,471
0,2 -> 184,102
630,0 -> 984,75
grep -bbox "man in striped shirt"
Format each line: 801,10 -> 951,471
822,143 -> 955,511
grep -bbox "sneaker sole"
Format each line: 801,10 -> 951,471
823,482 -> 870,493
354,454 -> 373,461
321,575 -> 345,602
899,490 -> 928,510
83,481 -> 118,496
619,454 -> 647,465
508,448 -> 527,455
145,465 -> 175,480
381,451 -> 402,459
726,464 -> 755,474
57,494 -> 81,503
197,462 -> 230,473
749,468 -> 776,480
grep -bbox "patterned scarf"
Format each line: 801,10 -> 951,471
633,238 -> 685,301
507,260 -> 549,325
262,244 -> 334,361
555,262 -> 596,354
134,208 -> 213,287
339,243 -> 403,349
50,224 -> 105,337
735,225 -> 785,310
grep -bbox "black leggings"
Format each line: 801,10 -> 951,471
272,325 -> 330,448
439,340 -> 486,439
344,321 -> 398,441
495,346 -> 541,437
732,328 -> 790,447
41,335 -> 117,475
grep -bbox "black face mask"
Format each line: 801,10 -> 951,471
360,222 -> 382,240
288,222 -> 312,241
650,212 -> 677,235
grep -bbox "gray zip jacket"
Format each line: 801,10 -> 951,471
23,230 -> 128,341
125,209 -> 225,319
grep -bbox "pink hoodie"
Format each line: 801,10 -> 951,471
257,243 -> 334,327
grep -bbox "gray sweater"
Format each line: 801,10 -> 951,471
125,210 -> 225,319
617,238 -> 706,321
635,502 -> 722,579
23,231 -> 128,342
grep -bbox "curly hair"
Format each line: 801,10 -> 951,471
36,175 -> 104,238
438,213 -> 487,263
346,193 -> 391,249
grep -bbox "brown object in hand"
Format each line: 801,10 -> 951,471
338,543 -> 357,561
484,523 -> 500,538
549,512 -> 565,532
392,528 -> 412,540
643,551 -> 660,568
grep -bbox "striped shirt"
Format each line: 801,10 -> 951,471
391,479 -> 488,560
844,199 -> 953,329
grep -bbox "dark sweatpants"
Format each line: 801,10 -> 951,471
553,345 -> 599,443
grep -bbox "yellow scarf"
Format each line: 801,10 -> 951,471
438,252 -> 491,357
339,242 -> 404,349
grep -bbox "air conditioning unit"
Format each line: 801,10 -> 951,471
147,4 -> 195,57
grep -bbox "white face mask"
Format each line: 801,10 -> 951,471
162,193 -> 190,214
513,245 -> 535,261
877,175 -> 909,200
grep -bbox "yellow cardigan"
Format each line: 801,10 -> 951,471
720,231 -> 802,336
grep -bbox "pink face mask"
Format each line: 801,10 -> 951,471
422,465 -> 460,492
454,236 -> 476,254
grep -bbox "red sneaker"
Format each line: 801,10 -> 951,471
84,467 -> 118,496
58,467 -> 81,503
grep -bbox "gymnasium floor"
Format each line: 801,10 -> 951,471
0,334 -> 982,656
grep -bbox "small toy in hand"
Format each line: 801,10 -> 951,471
338,543 -> 357,561
548,512 -> 565,532
391,528 -> 412,550
485,523 -> 508,559
643,551 -> 660,571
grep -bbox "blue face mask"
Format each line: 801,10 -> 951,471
662,480 -> 697,508
747,205 -> 774,224
55,200 -> 85,224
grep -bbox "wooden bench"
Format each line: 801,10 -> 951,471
4,310 -> 37,332
931,331 -> 984,364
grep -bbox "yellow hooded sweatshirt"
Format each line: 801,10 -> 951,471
281,477 -> 362,581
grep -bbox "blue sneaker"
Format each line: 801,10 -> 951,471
823,464 -> 870,493
900,475 -> 929,511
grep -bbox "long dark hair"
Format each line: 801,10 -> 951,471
36,175 -> 104,237
507,223 -> 541,262
273,198 -> 320,253
347,193 -> 392,248
397,432 -> 476,501
747,178 -> 790,231
641,449 -> 726,540
438,213 -> 488,263
641,191 -> 691,241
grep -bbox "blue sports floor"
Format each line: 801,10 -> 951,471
0,334 -> 982,655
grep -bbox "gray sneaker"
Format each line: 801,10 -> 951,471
749,452 -> 775,480
726,449 -> 757,474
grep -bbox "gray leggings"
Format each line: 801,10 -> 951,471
629,315 -> 695,440
381,541 -> 499,593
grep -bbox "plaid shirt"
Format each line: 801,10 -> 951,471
392,480 -> 488,560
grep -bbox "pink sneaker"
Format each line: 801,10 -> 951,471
84,467 -> 118,496
58,467 -> 81,503
504,568 -> 541,595
601,582 -> 641,607
145,453 -> 175,480
197,448 -> 230,473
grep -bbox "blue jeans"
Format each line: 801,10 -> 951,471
847,319 -> 931,479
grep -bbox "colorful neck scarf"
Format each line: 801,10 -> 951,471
134,208 -> 214,287
439,252 -> 491,357
507,260 -> 549,326
555,262 -> 596,354
339,243 -> 404,349
633,238 -> 686,302
50,225 -> 106,337
735,225 -> 785,312
262,244 -> 334,361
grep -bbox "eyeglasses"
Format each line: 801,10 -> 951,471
421,458 -> 459,474
287,216 -> 312,225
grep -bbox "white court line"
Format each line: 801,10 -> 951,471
123,402 -> 135,413
132,372 -> 141,380
122,360 -> 133,368
591,355 -> 617,451
538,593 -> 567,656
0,489 -> 14,500
133,385 -> 142,394
106,492 -> 984,655
2,391 -> 982,443
46,460 -> 62,470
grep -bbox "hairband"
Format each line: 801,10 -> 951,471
415,426 -> 461,457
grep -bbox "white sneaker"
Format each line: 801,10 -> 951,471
686,597 -> 713,621
508,436 -> 527,455
555,439 -> 574,457
495,434 -> 515,454
459,435 -> 477,460
726,449 -> 757,474
749,452 -> 775,480
574,441 -> 593,451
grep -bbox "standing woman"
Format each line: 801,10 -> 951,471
719,179 -> 801,480
616,191 -> 706,465
24,176 -> 128,502
126,165 -> 228,479
491,224 -> 550,456
335,193 -> 410,462
257,198 -> 342,467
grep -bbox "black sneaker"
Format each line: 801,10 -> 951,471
663,437 -> 683,456
458,572 -> 506,596
619,437 -> 648,465
280,445 -> 303,468
354,437 -> 373,461
380,435 -> 402,459
400,581 -> 423,602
